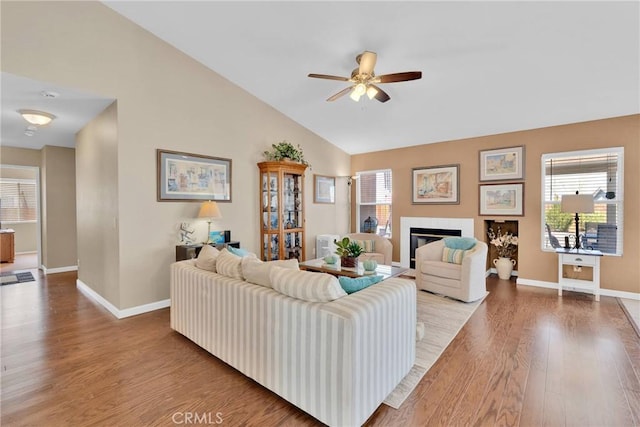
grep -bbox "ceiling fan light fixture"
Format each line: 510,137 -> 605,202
349,89 -> 362,102
354,83 -> 367,96
366,85 -> 378,100
18,109 -> 56,126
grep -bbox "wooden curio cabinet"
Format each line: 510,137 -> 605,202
258,161 -> 307,261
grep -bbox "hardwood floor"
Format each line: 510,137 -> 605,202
1,272 -> 638,426
0,253 -> 38,274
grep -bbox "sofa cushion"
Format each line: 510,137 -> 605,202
241,256 -> 299,288
228,246 -> 251,257
358,252 -> 385,264
421,260 -> 462,281
338,275 -> 384,294
195,245 -> 220,272
353,239 -> 375,253
443,237 -> 477,250
216,248 -> 244,280
441,247 -> 469,265
270,267 -> 346,302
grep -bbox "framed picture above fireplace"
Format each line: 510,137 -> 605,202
412,164 -> 460,205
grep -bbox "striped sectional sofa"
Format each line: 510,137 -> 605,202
171,259 -> 416,427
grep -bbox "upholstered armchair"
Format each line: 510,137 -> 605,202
344,233 -> 393,265
414,239 -> 488,302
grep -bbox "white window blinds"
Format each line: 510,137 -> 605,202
0,179 -> 37,223
356,169 -> 392,237
542,148 -> 623,255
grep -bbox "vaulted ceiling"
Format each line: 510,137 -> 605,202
2,2 -> 638,154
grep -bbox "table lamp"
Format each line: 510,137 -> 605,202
560,191 -> 594,249
198,201 -> 222,244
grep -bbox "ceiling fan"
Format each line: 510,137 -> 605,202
308,51 -> 422,103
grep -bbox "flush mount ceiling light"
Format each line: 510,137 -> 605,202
18,109 -> 56,126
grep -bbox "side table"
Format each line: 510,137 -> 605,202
556,248 -> 603,301
176,241 -> 240,261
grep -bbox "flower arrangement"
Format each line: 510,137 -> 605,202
263,140 -> 310,167
487,227 -> 518,258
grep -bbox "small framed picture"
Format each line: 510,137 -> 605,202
479,183 -> 524,216
479,146 -> 525,181
412,164 -> 460,204
314,175 -> 335,204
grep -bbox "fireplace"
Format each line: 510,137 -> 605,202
409,227 -> 461,268
400,217 -> 474,268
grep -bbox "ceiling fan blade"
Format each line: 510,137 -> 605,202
308,73 -> 350,82
326,86 -> 353,102
358,51 -> 377,75
376,71 -> 422,83
370,84 -> 390,103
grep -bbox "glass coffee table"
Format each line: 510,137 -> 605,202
299,258 -> 408,281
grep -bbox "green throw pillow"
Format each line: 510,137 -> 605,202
338,275 -> 383,294
443,237 -> 477,250
442,247 -> 468,264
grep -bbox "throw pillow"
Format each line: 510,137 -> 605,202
443,237 -> 477,250
227,246 -> 250,257
194,245 -> 220,272
354,239 -> 376,253
441,246 -> 468,264
270,267 -> 346,302
241,257 -> 299,288
337,275 -> 383,294
215,248 -> 244,280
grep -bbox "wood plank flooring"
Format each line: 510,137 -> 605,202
1,270 -> 638,426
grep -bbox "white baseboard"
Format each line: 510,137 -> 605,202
42,265 -> 78,275
516,277 -> 640,300
76,279 -> 170,319
489,268 -> 519,277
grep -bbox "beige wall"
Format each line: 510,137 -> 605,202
2,2 -> 350,309
352,115 -> 640,294
41,146 -> 77,270
0,165 -> 38,253
76,102 -> 120,306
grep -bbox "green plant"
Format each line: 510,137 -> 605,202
263,140 -> 310,167
334,237 -> 364,258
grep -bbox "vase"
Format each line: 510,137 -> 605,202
493,257 -> 516,280
341,256 -> 358,269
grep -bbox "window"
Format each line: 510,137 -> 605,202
541,147 -> 623,255
0,179 -> 37,223
356,169 -> 392,237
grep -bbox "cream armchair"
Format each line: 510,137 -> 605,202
414,239 -> 487,302
345,233 -> 393,265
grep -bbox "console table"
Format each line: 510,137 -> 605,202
0,229 -> 15,263
176,241 -> 240,261
556,248 -> 603,301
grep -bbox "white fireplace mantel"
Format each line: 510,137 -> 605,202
400,217 -> 475,268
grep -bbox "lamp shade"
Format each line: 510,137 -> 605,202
561,194 -> 594,213
198,201 -> 222,219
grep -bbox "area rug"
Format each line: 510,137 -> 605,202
383,290 -> 486,409
0,271 -> 35,286
618,298 -> 640,337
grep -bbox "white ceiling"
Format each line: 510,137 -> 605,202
103,1 -> 639,154
1,72 -> 114,150
2,2 -> 638,155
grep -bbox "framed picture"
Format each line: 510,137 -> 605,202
314,174 -> 335,204
479,146 -> 525,181
479,183 -> 524,216
157,149 -> 232,202
412,164 -> 460,204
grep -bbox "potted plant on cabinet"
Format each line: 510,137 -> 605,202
262,140 -> 310,168
334,237 -> 363,268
